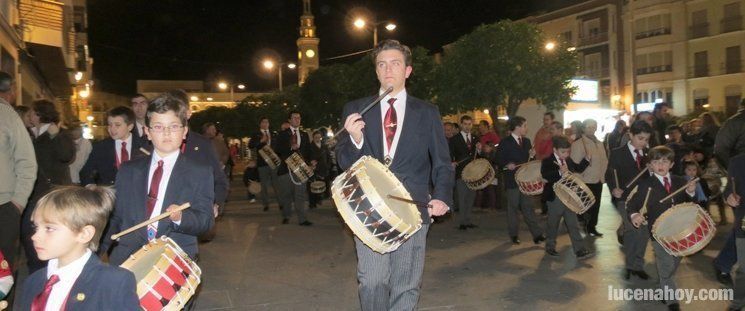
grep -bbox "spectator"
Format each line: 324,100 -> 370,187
665,125 -> 690,175
697,112 -> 720,158
715,98 -> 745,168
477,120 -> 501,146
68,122 -> 92,185
14,105 -> 34,129
568,120 -> 583,142
653,102 -> 673,144
604,120 -> 627,153
534,112 -> 555,160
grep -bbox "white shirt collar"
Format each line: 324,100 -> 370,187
654,172 -> 672,185
33,123 -> 52,137
152,149 -> 180,166
47,249 -> 91,279
511,133 -> 522,142
115,133 -> 132,145
627,142 -> 643,155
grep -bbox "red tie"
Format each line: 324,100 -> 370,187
634,149 -> 642,170
560,158 -> 566,166
31,274 -> 60,311
384,98 -> 397,150
517,137 -> 522,147
146,160 -> 164,217
291,129 -> 298,150
466,134 -> 471,150
120,141 -> 129,164
663,176 -> 671,193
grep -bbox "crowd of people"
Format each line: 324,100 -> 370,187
2,38 -> 745,310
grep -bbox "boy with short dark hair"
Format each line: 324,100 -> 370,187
17,186 -> 139,310
627,146 -> 696,311
101,94 -> 215,266
541,136 -> 593,259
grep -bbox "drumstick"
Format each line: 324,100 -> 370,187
625,167 -> 649,189
641,187 -> 651,225
139,147 -> 151,156
658,177 -> 699,203
111,203 -> 191,241
613,169 -> 620,189
502,162 -> 528,171
333,87 -> 394,137
387,194 -> 431,208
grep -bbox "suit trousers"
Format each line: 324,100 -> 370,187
652,241 -> 681,306
583,183 -> 603,232
730,237 -> 745,309
505,188 -> 543,238
455,180 -> 476,225
0,202 -> 20,270
545,199 -> 586,253
277,174 -> 308,223
614,201 -> 650,270
355,225 -> 428,311
258,166 -> 279,208
714,227 -> 737,273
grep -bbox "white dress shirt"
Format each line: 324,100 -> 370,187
627,142 -> 644,162
262,129 -> 271,146
135,121 -> 146,137
32,123 -> 52,138
352,89 -> 407,160
289,126 -> 302,147
460,131 -> 472,145
148,150 -> 181,229
511,132 -> 522,145
115,134 -> 133,165
44,249 -> 92,311
653,172 -> 695,196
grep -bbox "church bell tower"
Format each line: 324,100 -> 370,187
297,0 -> 319,85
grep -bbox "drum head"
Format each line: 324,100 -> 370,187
462,159 -> 489,181
365,163 -> 420,227
654,203 -> 699,237
121,239 -> 167,281
516,161 -> 542,181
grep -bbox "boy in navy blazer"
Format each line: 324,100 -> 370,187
80,106 -> 145,186
100,94 -> 214,266
17,186 -> 139,310
540,136 -> 593,259
495,116 -> 545,245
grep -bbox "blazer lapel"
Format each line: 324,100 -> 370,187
158,155 -> 186,233
133,157 -> 151,241
391,96 -> 421,167
64,255 -> 100,308
363,95 -> 384,160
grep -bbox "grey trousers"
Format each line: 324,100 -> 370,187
277,174 -> 308,223
615,201 -> 650,270
505,188 -> 544,238
258,165 -> 279,208
652,241 -> 681,306
545,199 -> 586,253
355,225 -> 429,311
455,179 -> 476,226
732,238 -> 745,309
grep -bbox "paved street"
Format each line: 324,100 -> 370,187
192,179 -> 736,311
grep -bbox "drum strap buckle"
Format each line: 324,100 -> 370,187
384,156 -> 392,167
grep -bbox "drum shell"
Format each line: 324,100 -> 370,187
652,203 -> 716,257
248,180 -> 262,195
258,146 -> 281,170
553,173 -> 595,214
515,161 -> 545,195
285,153 -> 314,183
461,159 -> 495,190
310,180 -> 326,194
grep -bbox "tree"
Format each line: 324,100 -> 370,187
433,20 -> 578,121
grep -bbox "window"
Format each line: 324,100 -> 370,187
636,14 -> 672,39
635,51 -> 673,74
690,10 -> 708,38
722,2 -> 743,33
726,46 -> 742,74
693,51 -> 708,77
561,31 -> 572,43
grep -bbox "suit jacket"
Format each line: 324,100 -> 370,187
101,154 -> 215,265
274,127 -> 312,176
248,129 -> 277,167
33,130 -> 75,186
626,174 -> 695,239
541,155 -> 590,202
449,132 -> 478,180
496,135 -> 533,189
309,142 -> 330,178
336,94 -> 454,223
79,137 -> 146,186
130,126 -> 149,148
16,254 -> 139,310
605,144 -> 649,202
724,154 -> 745,237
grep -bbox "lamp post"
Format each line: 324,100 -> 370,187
217,82 -> 246,102
263,60 -> 296,91
353,18 -> 396,46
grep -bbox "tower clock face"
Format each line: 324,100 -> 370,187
305,49 -> 315,58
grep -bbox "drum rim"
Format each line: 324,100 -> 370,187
553,173 -> 595,214
286,152 -> 314,182
331,156 -> 422,254
463,160 -> 495,190
515,160 -> 543,181
652,203 -> 716,256
258,146 -> 281,169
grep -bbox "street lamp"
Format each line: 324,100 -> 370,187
263,59 -> 296,91
353,17 -> 396,46
545,41 -> 556,51
217,81 -> 245,102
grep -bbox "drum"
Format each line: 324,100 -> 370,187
248,180 -> 262,195
258,145 -> 281,170
652,202 -> 716,257
461,158 -> 495,190
285,153 -> 314,184
515,161 -> 545,195
553,173 -> 596,214
120,237 -> 201,311
331,156 -> 422,254
310,180 -> 326,194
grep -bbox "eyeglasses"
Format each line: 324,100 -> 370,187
149,124 -> 184,133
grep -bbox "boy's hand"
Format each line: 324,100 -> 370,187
630,213 -> 644,228
47,123 -> 60,136
612,188 -> 623,199
559,162 -> 569,175
167,204 -> 182,222
727,193 -> 742,207
506,163 -> 516,171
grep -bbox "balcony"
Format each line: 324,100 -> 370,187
578,31 -> 608,47
688,23 -> 709,39
723,61 -> 743,74
635,27 -> 671,40
636,65 -> 672,75
688,64 -> 709,78
721,15 -> 743,33
579,67 -> 610,78
18,0 -> 75,96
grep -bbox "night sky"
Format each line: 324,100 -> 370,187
88,0 -> 582,95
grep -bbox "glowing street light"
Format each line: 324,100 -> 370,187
190,96 -> 199,101
353,16 -> 397,46
237,84 -> 246,90
218,82 -> 228,90
545,41 -> 556,51
263,60 -> 275,70
353,18 -> 366,29
79,89 -> 90,99
263,59 -> 296,91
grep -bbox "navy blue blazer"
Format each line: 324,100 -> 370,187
540,155 -> 589,202
496,135 -> 533,189
449,132 -> 478,180
248,129 -> 278,167
79,137 -> 146,186
16,254 -> 140,310
274,128 -> 312,176
101,154 -> 215,265
724,154 -> 745,238
605,144 -> 649,202
626,174 -> 694,240
336,94 -> 454,223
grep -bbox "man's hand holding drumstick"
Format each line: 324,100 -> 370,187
727,177 -> 741,208
428,199 -> 449,217
344,113 -> 365,145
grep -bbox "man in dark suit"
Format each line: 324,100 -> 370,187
275,111 -> 314,226
450,115 -> 478,230
101,94 -> 215,266
80,106 -> 146,186
249,117 -> 280,211
130,94 -> 150,146
605,120 -> 653,280
495,116 -> 545,245
724,154 -> 745,310
308,130 -> 330,208
337,40 -> 453,311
